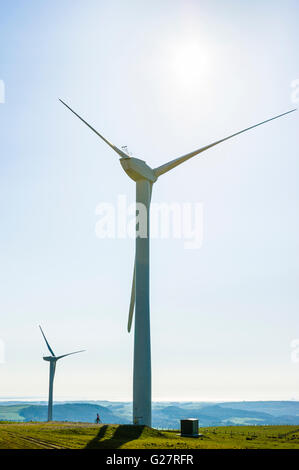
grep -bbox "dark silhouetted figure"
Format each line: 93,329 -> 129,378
96,413 -> 101,424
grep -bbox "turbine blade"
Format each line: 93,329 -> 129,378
154,109 -> 297,177
59,99 -> 129,159
39,325 -> 55,357
127,262 -> 135,333
56,350 -> 86,360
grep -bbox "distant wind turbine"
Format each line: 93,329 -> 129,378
39,325 -> 85,421
59,98 -> 296,427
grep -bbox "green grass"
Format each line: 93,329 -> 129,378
1,422 -> 299,449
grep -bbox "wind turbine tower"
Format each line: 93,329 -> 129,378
59,99 -> 296,427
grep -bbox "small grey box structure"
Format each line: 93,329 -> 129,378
180,418 -> 199,437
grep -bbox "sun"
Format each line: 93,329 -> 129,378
168,39 -> 210,92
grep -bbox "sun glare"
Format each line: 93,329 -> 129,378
169,40 -> 210,92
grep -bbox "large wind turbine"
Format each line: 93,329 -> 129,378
39,325 -> 85,421
59,99 -> 296,426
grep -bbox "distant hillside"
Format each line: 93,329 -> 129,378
152,403 -> 299,428
19,403 -> 129,424
1,401 -> 299,428
218,401 -> 299,417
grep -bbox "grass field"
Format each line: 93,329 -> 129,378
1,422 -> 299,449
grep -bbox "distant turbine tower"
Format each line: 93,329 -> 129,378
59,99 -> 296,427
39,325 -> 85,422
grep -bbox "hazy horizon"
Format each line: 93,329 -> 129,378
1,396 -> 299,404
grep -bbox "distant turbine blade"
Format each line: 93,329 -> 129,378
56,350 -> 86,360
59,99 -> 129,159
127,262 -> 136,333
39,325 -> 55,357
154,109 -> 297,177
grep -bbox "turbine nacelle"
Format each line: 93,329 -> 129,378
43,355 -> 57,362
120,157 -> 157,183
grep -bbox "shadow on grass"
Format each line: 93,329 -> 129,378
85,425 -> 145,449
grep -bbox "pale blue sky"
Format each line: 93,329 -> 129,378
0,0 -> 298,401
